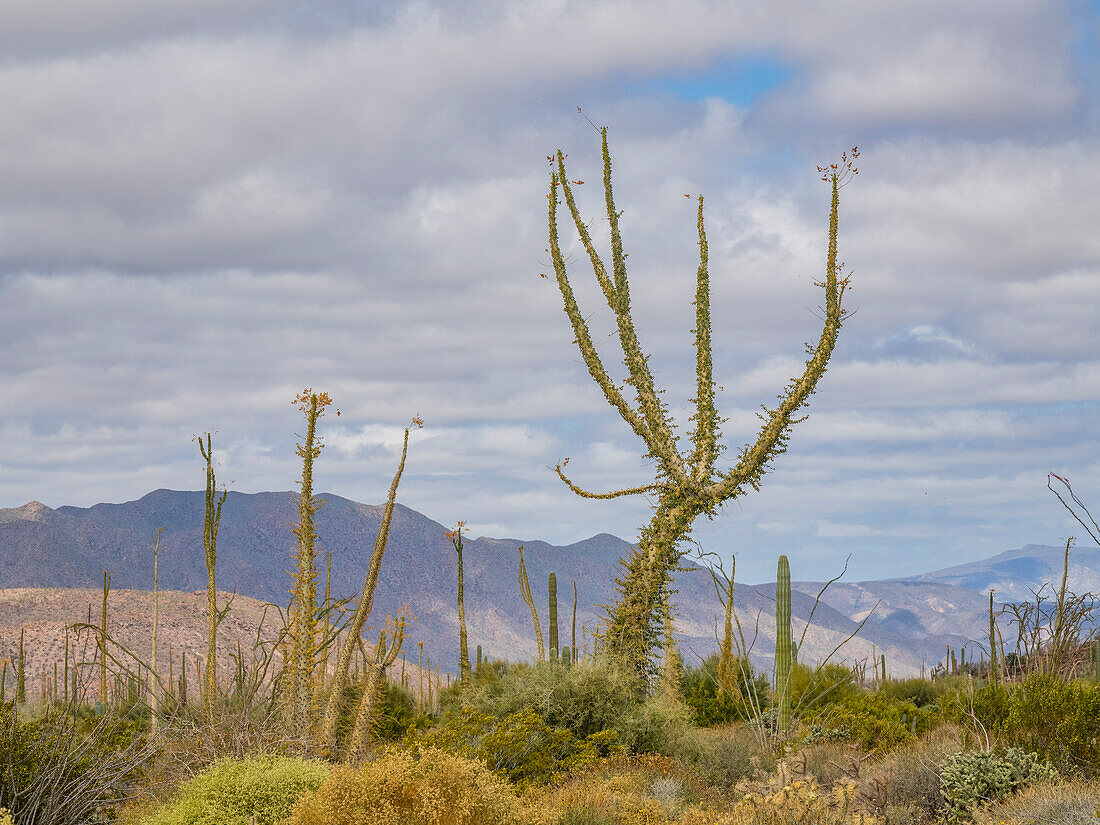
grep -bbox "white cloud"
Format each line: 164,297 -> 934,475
0,0 -> 1096,586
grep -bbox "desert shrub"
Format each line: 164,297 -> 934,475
0,703 -> 159,825
411,707 -> 619,788
288,745 -> 525,825
858,724 -> 966,820
331,679 -> 430,742
1000,674 -> 1100,775
687,724 -> 775,790
938,747 -> 1056,821
680,654 -> 768,727
615,694 -> 698,757
0,808 -> 12,825
949,674 -> 1100,776
971,777 -> 1100,825
793,740 -> 857,788
880,677 -> 947,708
790,662 -> 860,715
456,658 -> 644,741
525,753 -> 719,825
824,689 -> 935,752
138,755 -> 329,825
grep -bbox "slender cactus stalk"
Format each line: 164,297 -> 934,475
547,130 -> 854,676
775,555 -> 792,731
288,390 -> 335,735
149,527 -> 164,731
518,546 -> 545,661
319,417 -> 419,755
717,556 -> 737,696
344,611 -> 407,763
417,641 -> 424,713
549,572 -> 559,663
17,629 -> 26,705
63,630 -> 69,704
197,433 -> 227,718
572,581 -> 578,664
100,571 -> 110,706
445,521 -> 471,683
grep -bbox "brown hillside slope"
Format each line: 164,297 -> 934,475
0,588 -> 419,702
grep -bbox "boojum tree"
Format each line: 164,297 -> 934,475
288,389 -> 337,736
197,432 -> 227,715
547,129 -> 856,676
318,415 -> 421,757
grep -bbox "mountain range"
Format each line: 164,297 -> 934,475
2,489 -> 1097,682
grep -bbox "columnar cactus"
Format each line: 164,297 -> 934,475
518,546 -> 545,661
547,130 -> 854,677
549,572 -> 559,663
572,581 -> 578,664
774,555 -> 792,731
446,521 -> 471,683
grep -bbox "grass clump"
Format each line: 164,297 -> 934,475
137,755 -> 329,825
857,723 -> 967,822
971,777 -> 1100,825
288,745 -> 526,825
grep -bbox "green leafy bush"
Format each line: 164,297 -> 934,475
1001,675 -> 1100,775
789,662 -> 860,714
455,658 -> 644,741
939,747 -> 1056,821
138,755 -> 329,825
824,689 -> 936,751
950,674 -> 1100,776
1,703 -> 158,825
680,724 -> 774,790
680,654 -> 767,727
288,746 -> 525,825
410,707 -> 618,789
881,677 -> 949,708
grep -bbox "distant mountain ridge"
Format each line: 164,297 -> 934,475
1,490 -> 1096,679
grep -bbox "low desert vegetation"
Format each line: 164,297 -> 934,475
3,132 -> 1098,825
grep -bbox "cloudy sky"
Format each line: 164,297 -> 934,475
1,0 -> 1097,584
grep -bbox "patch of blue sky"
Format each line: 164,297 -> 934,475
1073,1 -> 1100,68
633,54 -> 793,106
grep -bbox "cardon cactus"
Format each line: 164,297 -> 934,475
775,555 -> 792,731
549,572 -> 559,663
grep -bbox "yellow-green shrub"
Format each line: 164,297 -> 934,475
824,690 -> 935,752
410,707 -> 618,789
0,807 -> 13,825
138,755 -> 329,825
288,746 -> 526,825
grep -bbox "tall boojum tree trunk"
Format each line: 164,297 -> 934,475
198,433 -> 226,716
288,389 -> 335,737
547,129 -> 855,677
